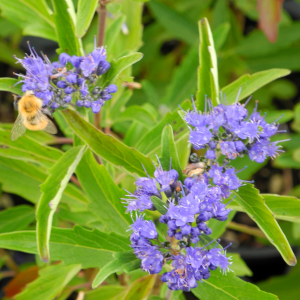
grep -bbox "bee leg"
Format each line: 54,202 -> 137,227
12,94 -> 20,111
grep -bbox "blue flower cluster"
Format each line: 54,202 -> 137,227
186,92 -> 285,163
124,91 -> 286,291
14,39 -> 117,113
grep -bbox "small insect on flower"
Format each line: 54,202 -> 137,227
10,90 -> 57,141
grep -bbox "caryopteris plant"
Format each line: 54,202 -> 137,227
0,1 -> 298,300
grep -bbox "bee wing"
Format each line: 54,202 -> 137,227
36,110 -> 58,134
11,114 -> 26,141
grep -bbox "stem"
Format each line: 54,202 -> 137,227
227,221 -> 266,238
165,289 -> 173,300
70,175 -> 81,188
53,137 -> 73,144
94,0 -> 108,129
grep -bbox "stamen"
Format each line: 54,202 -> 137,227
235,87 -> 242,104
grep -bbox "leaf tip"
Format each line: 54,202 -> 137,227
288,256 -> 297,266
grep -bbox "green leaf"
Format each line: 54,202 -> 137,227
15,263 -> 81,300
0,129 -> 62,168
75,150 -> 131,235
136,101 -> 191,157
148,0 -> 198,45
163,45 -> 198,109
84,286 -> 126,300
92,251 -> 140,288
230,253 -> 253,277
161,124 -> 184,181
36,145 -> 86,262
192,268 -> 277,300
75,0 -> 98,38
151,196 -> 168,215
231,184 -> 297,266
262,194 -> 300,223
0,78 -> 22,95
257,262 -> 300,300
0,157 -> 88,210
123,275 -> 156,300
222,69 -> 291,104
105,14 -> 126,54
18,0 -> 53,26
292,223 -> 300,239
0,226 -> 130,268
97,53 -> 143,88
62,109 -> 155,177
0,0 -> 56,41
0,205 -> 35,234
196,18 -> 219,111
213,22 -> 231,51
114,105 -> 156,128
52,0 -> 81,55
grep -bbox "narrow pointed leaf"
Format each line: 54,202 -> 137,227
36,145 -> 86,262
192,269 -> 277,300
262,194 -> 300,223
52,0 -> 81,55
0,157 -> 88,210
84,286 -> 126,300
15,263 -> 81,300
230,253 -> 253,277
0,205 -> 35,234
151,196 -> 168,215
196,18 -> 219,111
222,69 -> 290,104
231,184 -> 296,266
161,124 -> 184,181
0,129 -> 62,168
92,251 -> 140,288
0,226 -> 130,268
0,78 -> 22,95
75,0 -> 98,38
76,149 -> 131,235
62,109 -> 155,176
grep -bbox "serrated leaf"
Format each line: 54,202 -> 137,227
196,18 -> 219,111
0,205 -> 35,234
75,149 -> 131,235
15,263 -> 81,300
92,251 -> 140,288
222,69 -> 291,104
0,78 -> 22,95
0,226 -> 130,268
192,268 -> 277,300
62,109 -> 155,177
36,145 -> 86,262
75,0 -> 98,38
0,157 -> 88,210
151,196 -> 168,215
0,129 -> 62,168
114,105 -> 156,128
0,0 -> 56,41
161,124 -> 184,181
231,184 -> 296,266
96,53 -> 143,88
52,0 -> 81,55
